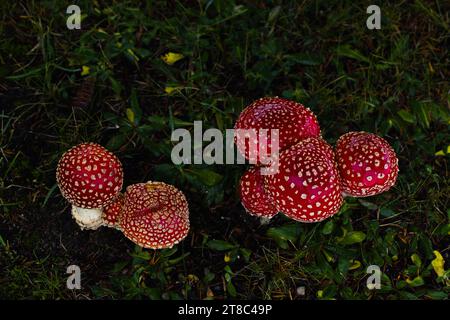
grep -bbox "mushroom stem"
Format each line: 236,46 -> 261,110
71,206 -> 104,230
259,216 -> 273,225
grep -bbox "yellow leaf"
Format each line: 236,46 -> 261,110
317,290 -> 323,298
431,250 -> 446,277
161,52 -> 184,65
435,150 -> 445,156
126,108 -> 135,124
447,145 -> 450,154
206,287 -> 214,297
349,260 -> 361,270
322,250 -> 334,263
81,66 -> 90,76
187,274 -> 199,283
164,86 -> 178,94
127,48 -> 139,61
224,253 -> 231,263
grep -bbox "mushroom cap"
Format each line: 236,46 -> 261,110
234,97 -> 321,164
56,143 -> 123,208
239,167 -> 278,218
264,137 -> 343,222
102,193 -> 124,229
119,181 -> 190,249
335,131 -> 399,197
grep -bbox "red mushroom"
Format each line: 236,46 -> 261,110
102,193 -> 124,230
234,97 -> 321,165
119,181 -> 190,249
56,143 -> 123,229
264,137 -> 343,222
335,131 -> 399,197
239,167 -> 277,218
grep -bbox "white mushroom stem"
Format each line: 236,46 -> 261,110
71,206 -> 104,230
259,216 -> 273,225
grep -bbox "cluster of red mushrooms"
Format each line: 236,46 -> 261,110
56,143 -> 190,249
56,97 -> 398,249
236,97 -> 399,222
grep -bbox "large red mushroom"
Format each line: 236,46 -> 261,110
56,143 -> 123,229
239,167 -> 277,219
119,181 -> 190,249
264,137 -> 343,222
234,97 -> 321,165
335,131 -> 399,197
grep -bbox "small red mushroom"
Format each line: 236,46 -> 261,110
234,97 -> 321,165
335,131 -> 399,197
239,167 -> 277,218
56,143 -> 123,229
119,181 -> 190,249
102,193 -> 124,230
264,137 -> 343,222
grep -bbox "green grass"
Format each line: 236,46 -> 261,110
0,0 -> 449,300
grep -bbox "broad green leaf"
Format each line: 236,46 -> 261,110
358,199 -> 378,210
109,76 -> 122,96
336,45 -> 370,63
322,220 -> 335,235
406,276 -> 425,287
338,231 -> 366,245
207,240 -> 236,251
226,281 -> 237,297
410,253 -> 422,268
425,291 -> 449,300
380,208 -> 395,217
188,168 -> 223,186
267,224 -> 301,242
397,110 -> 415,123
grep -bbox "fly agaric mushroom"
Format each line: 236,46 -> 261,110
56,143 -> 123,230
239,167 -> 277,218
119,181 -> 190,249
234,97 -> 321,164
102,192 -> 124,229
335,131 -> 399,197
264,137 -> 343,222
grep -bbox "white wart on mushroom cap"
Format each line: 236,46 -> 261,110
56,143 -> 123,230
264,137 -> 343,222
239,167 -> 278,218
335,131 -> 399,197
119,181 -> 190,249
234,97 -> 321,165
